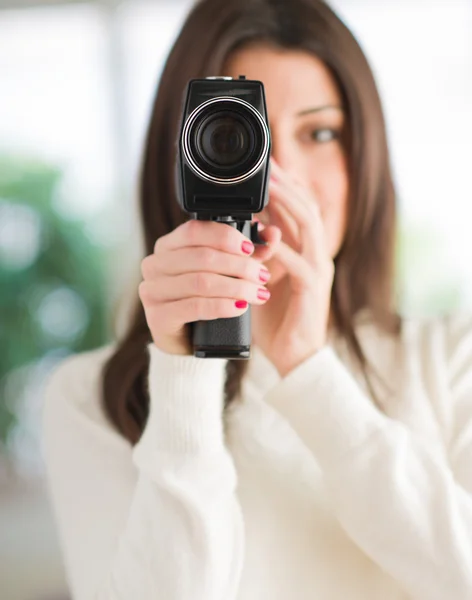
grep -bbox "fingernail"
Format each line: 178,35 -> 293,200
259,268 -> 271,283
242,240 -> 254,254
235,300 -> 248,309
257,288 -> 271,301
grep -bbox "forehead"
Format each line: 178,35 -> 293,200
224,44 -> 342,116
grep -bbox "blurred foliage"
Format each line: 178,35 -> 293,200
0,154 -> 110,445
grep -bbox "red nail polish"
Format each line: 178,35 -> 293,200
235,300 -> 248,309
257,288 -> 271,301
259,268 -> 271,283
242,241 -> 254,255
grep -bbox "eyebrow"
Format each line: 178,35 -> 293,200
296,105 -> 344,116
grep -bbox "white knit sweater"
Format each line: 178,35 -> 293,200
41,310 -> 472,600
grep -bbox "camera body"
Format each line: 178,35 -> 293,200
176,76 -> 271,220
175,76 -> 272,359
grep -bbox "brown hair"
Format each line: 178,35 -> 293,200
102,0 -> 402,445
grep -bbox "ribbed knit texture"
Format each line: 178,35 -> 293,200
41,313 -> 472,600
133,342 -> 228,456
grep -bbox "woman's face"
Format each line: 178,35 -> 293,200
224,45 -> 349,280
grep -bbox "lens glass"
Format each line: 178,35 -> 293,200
198,114 -> 253,167
187,100 -> 267,180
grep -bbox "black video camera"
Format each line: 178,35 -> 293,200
176,76 -> 271,359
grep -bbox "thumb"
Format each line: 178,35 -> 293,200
252,222 -> 282,262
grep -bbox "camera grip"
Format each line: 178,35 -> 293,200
191,308 -> 251,358
190,219 -> 265,359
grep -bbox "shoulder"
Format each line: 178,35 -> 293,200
352,308 -> 472,355
436,311 -> 472,387
347,309 -> 472,393
399,310 -> 472,365
352,311 -> 472,434
41,342 -> 128,457
43,342 -> 117,408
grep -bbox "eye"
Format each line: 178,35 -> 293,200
310,128 -> 340,143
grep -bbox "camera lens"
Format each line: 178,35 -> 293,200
197,114 -> 254,168
185,98 -> 268,182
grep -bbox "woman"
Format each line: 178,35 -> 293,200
41,0 -> 472,599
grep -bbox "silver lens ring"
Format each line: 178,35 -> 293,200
182,96 -> 270,185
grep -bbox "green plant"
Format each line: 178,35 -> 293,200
0,154 -> 109,445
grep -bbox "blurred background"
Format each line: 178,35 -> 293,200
1,0 -> 471,598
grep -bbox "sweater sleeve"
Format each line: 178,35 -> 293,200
41,342 -> 245,600
261,318 -> 472,600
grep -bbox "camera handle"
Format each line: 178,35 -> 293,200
189,217 -> 267,359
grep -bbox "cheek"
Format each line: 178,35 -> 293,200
311,158 -> 349,256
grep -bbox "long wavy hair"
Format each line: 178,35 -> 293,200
101,0 -> 402,445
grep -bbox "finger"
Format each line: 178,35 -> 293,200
267,190 -> 300,244
144,296 -> 250,332
268,177 -> 328,268
270,164 -> 325,239
258,168 -> 300,240
271,239 -> 314,294
139,272 -> 270,305
266,193 -> 302,253
257,186 -> 302,252
155,218 -> 255,257
251,223 -> 282,262
268,178 -> 320,262
270,158 -> 329,260
142,246 -> 269,287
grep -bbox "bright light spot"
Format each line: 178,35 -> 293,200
0,200 -> 43,270
35,286 -> 89,342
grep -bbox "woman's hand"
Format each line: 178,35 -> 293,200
139,219 -> 274,356
252,158 -> 335,378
